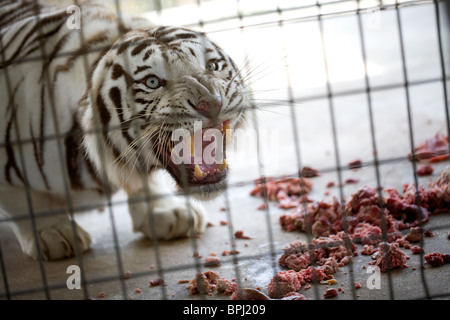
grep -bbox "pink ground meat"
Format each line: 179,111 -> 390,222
323,288 -> 338,299
267,270 -> 302,299
408,133 -> 448,162
425,252 -> 450,267
417,164 -> 434,176
267,267 -> 327,299
261,167 -> 450,299
187,270 -> 238,296
278,232 -> 357,272
216,278 -> 238,295
187,270 -> 221,295
250,176 -> 313,209
369,242 -> 409,272
279,168 -> 450,244
204,256 -> 221,267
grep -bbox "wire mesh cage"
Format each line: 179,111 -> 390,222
0,0 -> 449,301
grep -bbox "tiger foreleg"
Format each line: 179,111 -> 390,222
0,187 -> 91,261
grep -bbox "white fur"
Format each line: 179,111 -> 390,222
0,1 -> 247,260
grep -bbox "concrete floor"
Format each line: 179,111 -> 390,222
0,162 -> 449,300
0,1 -> 449,300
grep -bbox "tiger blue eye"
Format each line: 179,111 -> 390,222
207,60 -> 218,71
146,76 -> 160,89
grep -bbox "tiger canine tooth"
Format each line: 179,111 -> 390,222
218,159 -> 227,172
194,164 -> 204,179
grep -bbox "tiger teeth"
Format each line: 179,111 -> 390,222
223,123 -> 232,144
194,164 -> 204,179
218,159 -> 227,172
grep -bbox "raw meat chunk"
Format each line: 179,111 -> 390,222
250,176 -> 313,209
216,278 -> 238,295
417,165 -> 434,176
369,242 -> 409,272
267,270 -> 302,299
424,252 -> 450,267
409,133 -> 448,162
323,288 -> 338,299
187,270 -> 220,295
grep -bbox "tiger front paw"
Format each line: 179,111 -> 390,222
128,197 -> 206,240
17,218 -> 91,261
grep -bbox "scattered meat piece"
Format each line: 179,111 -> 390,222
216,278 -> 239,295
348,159 -> 362,169
395,237 -> 411,249
222,249 -> 240,256
98,291 -> 106,298
354,282 -> 361,289
149,278 -> 165,287
417,164 -> 434,176
206,222 -> 215,227
326,181 -> 335,188
301,166 -> 320,178
235,230 -> 252,240
369,242 -> 409,272
405,227 -> 422,243
250,176 -> 313,209
345,178 -> 359,184
323,288 -> 338,299
123,271 -> 131,279
409,133 -> 449,162
220,220 -> 228,226
424,229 -> 434,237
351,223 -> 382,245
187,270 -> 221,295
410,246 -> 424,254
267,267 -> 328,299
360,244 -> 377,255
425,252 -> 450,267
135,288 -> 142,293
178,280 -> 190,284
280,292 -> 308,300
193,251 -> 202,258
384,187 -> 430,229
267,270 -> 302,299
298,267 -> 327,284
257,203 -> 267,210
230,288 -> 270,300
278,232 -> 357,272
204,256 -> 221,267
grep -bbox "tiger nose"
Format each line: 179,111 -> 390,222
193,95 -> 222,119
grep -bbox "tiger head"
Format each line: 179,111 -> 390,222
82,26 -> 250,198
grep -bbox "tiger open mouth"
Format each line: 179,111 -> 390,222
155,121 -> 231,189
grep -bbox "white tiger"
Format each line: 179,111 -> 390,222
0,0 -> 250,260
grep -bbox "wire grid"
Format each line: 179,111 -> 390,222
0,0 -> 449,300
